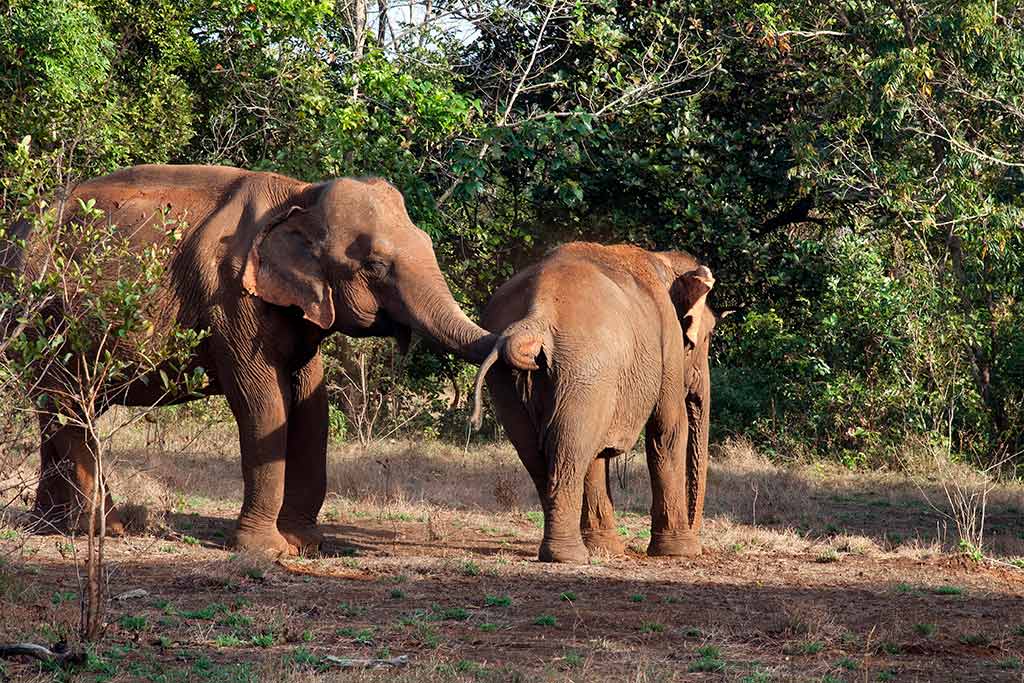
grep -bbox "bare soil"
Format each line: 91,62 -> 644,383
1,428 -> 1023,682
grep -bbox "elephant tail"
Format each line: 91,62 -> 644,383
469,319 -> 551,431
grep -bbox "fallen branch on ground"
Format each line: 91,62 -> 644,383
0,642 -> 84,665
323,654 -> 410,668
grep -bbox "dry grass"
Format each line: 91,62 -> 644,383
4,406 -> 1024,564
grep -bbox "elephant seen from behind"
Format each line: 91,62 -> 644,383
471,242 -> 715,563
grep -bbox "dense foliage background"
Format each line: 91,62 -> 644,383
2,0 -> 1023,474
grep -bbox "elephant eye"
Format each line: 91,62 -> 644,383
364,257 -> 390,278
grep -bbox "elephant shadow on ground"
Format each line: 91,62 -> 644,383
74,435 -> 1024,561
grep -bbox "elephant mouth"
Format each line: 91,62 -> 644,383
353,314 -> 411,354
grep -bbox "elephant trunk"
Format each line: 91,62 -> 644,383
394,262 -> 496,365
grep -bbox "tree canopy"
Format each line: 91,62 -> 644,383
2,0 -> 1023,473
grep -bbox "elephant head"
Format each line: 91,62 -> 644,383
654,251 -> 715,348
242,177 -> 495,362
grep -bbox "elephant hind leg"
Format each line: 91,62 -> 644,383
581,456 -> 625,557
35,419 -> 124,537
29,430 -> 73,534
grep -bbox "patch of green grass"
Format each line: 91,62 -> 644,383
876,670 -> 896,682
683,626 -> 703,638
485,595 -> 511,607
998,657 -> 1022,670
479,623 -> 498,633
182,535 -> 199,546
696,645 -> 721,659
51,590 -> 76,605
664,596 -> 682,604
525,511 -> 544,529
0,529 -> 17,540
220,613 -> 253,629
118,615 -> 147,632
461,560 -> 481,576
213,634 -> 244,648
250,633 -> 275,648
629,594 -> 645,603
559,591 -> 577,602
337,627 -> 375,645
457,660 -> 483,674
1015,625 -> 1024,637
415,624 -> 440,648
288,646 -> 324,670
439,607 -> 470,621
959,633 -> 989,646
914,623 -> 936,637
563,651 -> 583,668
301,629 -> 314,643
640,621 -> 665,634
180,603 -> 227,620
689,645 -> 726,673
933,584 -> 963,596
740,669 -> 772,683
342,557 -> 360,569
801,641 -> 823,655
337,601 -> 366,618
533,615 -> 557,626
837,657 -> 859,670
879,641 -> 902,655
894,582 -> 915,593
389,589 -> 405,600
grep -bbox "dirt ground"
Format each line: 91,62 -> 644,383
1,422 -> 1023,682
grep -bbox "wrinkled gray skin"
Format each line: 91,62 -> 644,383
16,164 -> 496,555
471,243 -> 715,563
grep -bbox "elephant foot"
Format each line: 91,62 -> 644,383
71,506 -> 126,537
235,526 -> 297,557
582,528 -> 626,557
647,530 -> 701,558
277,521 -> 323,556
538,539 -> 590,564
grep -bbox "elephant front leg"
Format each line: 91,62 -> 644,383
580,457 -> 625,557
221,357 -> 294,556
645,408 -> 700,557
278,353 -> 328,554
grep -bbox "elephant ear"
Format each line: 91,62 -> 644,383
670,265 -> 715,347
241,204 -> 335,330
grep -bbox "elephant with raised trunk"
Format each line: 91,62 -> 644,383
12,164 -> 495,555
471,243 -> 715,563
